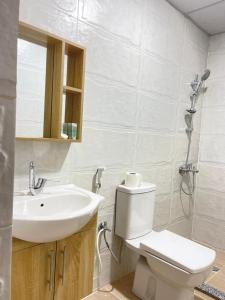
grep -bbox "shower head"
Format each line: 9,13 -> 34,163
201,69 -> 210,81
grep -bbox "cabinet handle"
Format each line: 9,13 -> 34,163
47,250 -> 56,291
60,246 -> 67,286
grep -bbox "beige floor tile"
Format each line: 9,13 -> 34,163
194,290 -> 215,300
214,249 -> 225,269
194,293 -> 213,300
207,265 -> 225,293
111,274 -> 139,300
205,270 -> 217,283
84,291 -> 119,300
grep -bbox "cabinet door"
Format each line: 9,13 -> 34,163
12,242 -> 56,300
55,227 -> 96,300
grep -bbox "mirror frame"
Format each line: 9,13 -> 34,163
17,22 -> 86,143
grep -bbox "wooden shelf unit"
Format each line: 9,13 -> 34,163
17,22 -> 86,143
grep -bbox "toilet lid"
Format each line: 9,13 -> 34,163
139,230 -> 216,274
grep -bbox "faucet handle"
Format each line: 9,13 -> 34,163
36,178 -> 47,189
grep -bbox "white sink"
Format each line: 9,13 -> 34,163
13,184 -> 103,243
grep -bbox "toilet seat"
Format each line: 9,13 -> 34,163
126,230 -> 216,274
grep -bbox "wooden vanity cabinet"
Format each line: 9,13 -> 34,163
11,216 -> 96,300
12,242 -> 56,300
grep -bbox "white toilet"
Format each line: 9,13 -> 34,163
115,183 -> 216,300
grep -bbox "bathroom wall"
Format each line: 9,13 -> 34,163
17,0 -> 208,287
193,33 -> 225,250
0,0 -> 19,299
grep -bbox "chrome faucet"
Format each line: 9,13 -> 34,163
29,161 -> 47,195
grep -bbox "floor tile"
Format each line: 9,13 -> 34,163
85,291 -> 119,300
207,265 -> 225,293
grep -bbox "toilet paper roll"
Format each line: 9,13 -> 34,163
125,172 -> 142,187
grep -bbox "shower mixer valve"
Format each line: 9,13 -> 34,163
179,163 -> 199,176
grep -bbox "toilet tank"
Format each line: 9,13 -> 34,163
115,183 -> 156,240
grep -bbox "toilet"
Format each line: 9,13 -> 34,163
115,183 -> 216,300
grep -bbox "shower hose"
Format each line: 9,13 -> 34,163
180,171 -> 196,217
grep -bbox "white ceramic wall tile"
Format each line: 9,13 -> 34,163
135,164 -> 173,194
20,0 -> 78,20
84,75 -> 137,128
202,79 -> 225,107
142,3 -> 184,65
136,164 -> 172,195
140,53 -> 180,99
208,34 -> 225,54
153,194 -> 171,227
16,121 -> 43,138
135,133 -> 173,165
137,91 -> 177,133
174,132 -> 200,163
19,0 -> 78,41
168,218 -> 192,238
201,107 -> 225,135
78,22 -> 140,87
207,52 -> 225,80
181,40 -> 207,74
81,0 -> 143,46
148,0 -> 178,24
193,216 -> 225,249
171,192 -> 193,222
15,141 -> 71,175
197,164 -> 225,193
184,18 -> 209,52
200,135 -> 225,164
195,189 -> 225,221
71,127 -> 135,169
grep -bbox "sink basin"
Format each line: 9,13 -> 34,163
13,184 -> 103,243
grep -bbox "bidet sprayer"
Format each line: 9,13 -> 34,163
93,166 -> 106,193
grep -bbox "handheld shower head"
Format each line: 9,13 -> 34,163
189,69 -> 210,113
201,69 -> 211,81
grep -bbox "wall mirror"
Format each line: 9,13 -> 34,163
16,39 -> 47,138
16,22 -> 85,142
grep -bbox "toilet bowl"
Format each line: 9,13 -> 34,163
115,183 -> 216,300
126,230 -> 215,300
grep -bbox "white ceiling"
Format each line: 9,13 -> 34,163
167,0 -> 225,35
